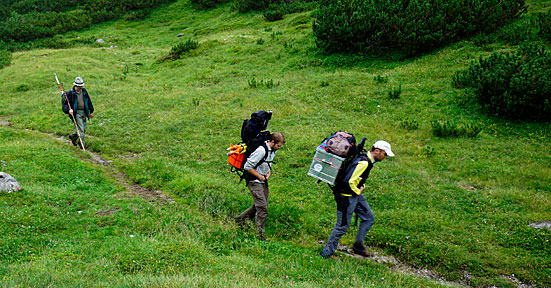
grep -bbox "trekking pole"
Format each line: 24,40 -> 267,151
54,73 -> 86,151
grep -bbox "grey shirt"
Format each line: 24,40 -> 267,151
76,90 -> 85,110
243,141 -> 276,183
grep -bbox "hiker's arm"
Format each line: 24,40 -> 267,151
243,147 -> 266,181
245,168 -> 266,181
348,161 -> 369,195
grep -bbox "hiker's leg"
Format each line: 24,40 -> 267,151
75,110 -> 87,148
236,204 -> 256,221
321,194 -> 352,257
248,182 -> 268,236
353,195 -> 374,253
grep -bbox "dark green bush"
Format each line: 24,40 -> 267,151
453,43 -> 551,120
495,10 -> 551,44
537,9 -> 551,41
0,0 -> 177,45
170,39 -> 199,58
431,120 -> 481,138
123,9 -> 150,21
234,0 -> 270,12
400,118 -> 419,131
157,39 -> 199,62
0,49 -> 11,69
263,3 -> 286,21
191,0 -> 228,9
313,0 -> 526,56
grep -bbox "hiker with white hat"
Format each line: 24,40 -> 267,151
61,76 -> 94,149
320,140 -> 394,259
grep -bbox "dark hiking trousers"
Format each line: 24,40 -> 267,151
320,193 -> 374,258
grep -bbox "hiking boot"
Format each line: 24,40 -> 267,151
330,254 -> 341,260
68,134 -> 78,146
352,249 -> 373,257
257,235 -> 269,242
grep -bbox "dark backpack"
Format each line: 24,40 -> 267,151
228,110 -> 273,182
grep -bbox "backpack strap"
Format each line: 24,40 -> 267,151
241,143 -> 272,183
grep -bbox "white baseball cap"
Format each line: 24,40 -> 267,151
373,140 -> 395,157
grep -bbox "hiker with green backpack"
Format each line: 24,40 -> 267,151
320,140 -> 394,259
234,132 -> 285,242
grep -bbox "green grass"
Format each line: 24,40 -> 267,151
0,0 -> 550,286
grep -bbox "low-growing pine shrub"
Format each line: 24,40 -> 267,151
313,0 -> 526,56
234,0 -> 270,13
248,78 -> 279,88
373,74 -> 388,84
169,39 -> 199,59
400,118 -> 419,131
453,43 -> 551,120
263,3 -> 286,21
191,0 -> 228,9
537,9 -> 551,41
388,84 -> 402,100
0,0 -> 177,44
431,120 -> 481,138
0,49 -> 11,69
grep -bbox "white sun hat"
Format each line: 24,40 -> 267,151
73,76 -> 85,87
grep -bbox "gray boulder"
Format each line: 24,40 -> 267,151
0,172 -> 21,192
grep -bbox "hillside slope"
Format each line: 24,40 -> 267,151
0,0 -> 549,287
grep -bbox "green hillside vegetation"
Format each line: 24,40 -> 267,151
0,0 -> 550,287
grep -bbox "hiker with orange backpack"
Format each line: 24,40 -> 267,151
320,140 -> 394,259
234,132 -> 285,242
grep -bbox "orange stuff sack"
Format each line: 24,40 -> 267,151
228,153 -> 245,169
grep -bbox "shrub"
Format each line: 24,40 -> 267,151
170,39 -> 199,58
0,0 -> 177,44
431,120 -> 481,138
537,9 -> 551,41
388,84 -> 402,100
191,0 -> 228,9
373,74 -> 388,84
0,49 -> 11,69
313,0 -> 526,56
157,39 -> 199,62
234,0 -> 270,13
123,9 -> 150,21
263,3 -> 286,22
453,43 -> 551,120
248,78 -> 279,88
400,118 -> 419,131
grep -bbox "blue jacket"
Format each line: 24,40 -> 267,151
61,87 -> 94,120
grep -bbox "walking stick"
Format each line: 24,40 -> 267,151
54,73 -> 86,151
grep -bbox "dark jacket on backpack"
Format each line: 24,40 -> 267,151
333,152 -> 374,196
62,87 -> 94,120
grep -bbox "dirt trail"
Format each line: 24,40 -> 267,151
1,119 -> 173,203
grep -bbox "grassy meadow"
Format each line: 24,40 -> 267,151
0,0 -> 550,287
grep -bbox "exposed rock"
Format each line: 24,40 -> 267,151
529,221 -> 551,230
96,39 -> 105,43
